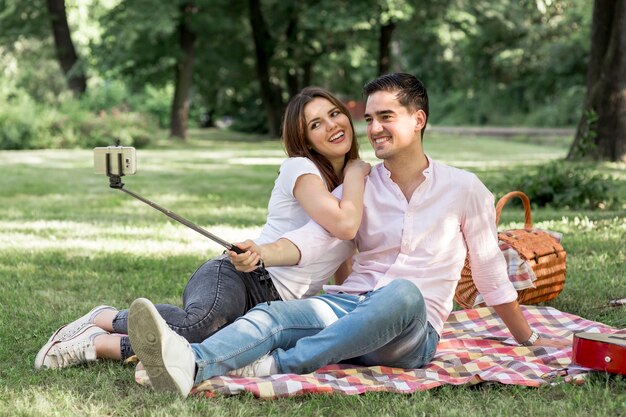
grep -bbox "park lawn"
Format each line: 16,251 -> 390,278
0,129 -> 624,417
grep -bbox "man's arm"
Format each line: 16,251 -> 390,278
228,238 -> 301,272
462,177 -> 569,348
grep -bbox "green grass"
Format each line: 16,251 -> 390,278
0,128 -> 624,416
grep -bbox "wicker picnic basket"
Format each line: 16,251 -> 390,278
454,191 -> 566,308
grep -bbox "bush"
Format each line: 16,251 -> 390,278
63,106 -> 156,149
127,84 -> 173,129
228,100 -> 269,134
0,82 -> 156,150
524,86 -> 586,127
81,81 -> 129,113
502,162 -> 618,209
430,84 -> 584,128
0,84 -> 46,149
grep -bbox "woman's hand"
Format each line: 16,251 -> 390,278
228,240 -> 262,272
344,159 -> 371,179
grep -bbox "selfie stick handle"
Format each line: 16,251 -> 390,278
105,154 -> 244,254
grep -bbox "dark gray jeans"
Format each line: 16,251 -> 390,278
111,254 -> 281,360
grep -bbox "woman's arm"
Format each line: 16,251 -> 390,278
229,238 -> 301,272
294,159 -> 370,240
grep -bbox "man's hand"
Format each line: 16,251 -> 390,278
533,336 -> 571,349
228,240 -> 262,272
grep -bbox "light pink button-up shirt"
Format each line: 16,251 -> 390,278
283,158 -> 517,336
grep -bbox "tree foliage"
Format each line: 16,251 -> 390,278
0,0 -> 617,148
398,0 -> 592,126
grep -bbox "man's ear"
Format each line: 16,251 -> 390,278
413,109 -> 427,132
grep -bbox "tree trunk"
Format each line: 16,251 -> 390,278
285,9 -> 300,98
248,0 -> 284,137
46,0 -> 86,96
377,21 -> 396,76
568,0 -> 626,162
169,3 -> 197,140
391,40 -> 403,72
302,59 -> 313,88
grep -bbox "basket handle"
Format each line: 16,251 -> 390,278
495,191 -> 532,228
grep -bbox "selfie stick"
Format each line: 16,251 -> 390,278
105,152 -> 245,254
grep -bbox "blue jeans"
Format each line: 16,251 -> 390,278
112,255 -> 280,359
191,279 -> 439,383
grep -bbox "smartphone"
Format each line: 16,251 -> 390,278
94,146 -> 137,176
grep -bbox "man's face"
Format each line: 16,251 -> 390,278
364,91 -> 424,161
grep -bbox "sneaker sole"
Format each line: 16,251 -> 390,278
128,298 -> 185,396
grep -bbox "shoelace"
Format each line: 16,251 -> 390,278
54,322 -> 91,341
52,337 -> 95,367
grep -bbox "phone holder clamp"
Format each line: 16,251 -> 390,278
105,152 -> 125,189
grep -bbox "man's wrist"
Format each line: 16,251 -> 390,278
520,330 -> 540,346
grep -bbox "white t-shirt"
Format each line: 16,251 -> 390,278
255,157 -> 353,300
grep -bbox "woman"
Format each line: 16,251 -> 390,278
35,87 -> 370,369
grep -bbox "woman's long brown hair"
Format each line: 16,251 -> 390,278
281,87 -> 360,191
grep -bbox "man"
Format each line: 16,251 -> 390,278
128,73 -> 568,397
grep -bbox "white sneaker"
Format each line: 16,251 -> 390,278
44,305 -> 116,344
226,354 -> 276,377
128,298 -> 196,398
34,324 -> 107,369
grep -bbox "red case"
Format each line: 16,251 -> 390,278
571,332 -> 626,375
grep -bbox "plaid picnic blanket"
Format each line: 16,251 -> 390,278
186,305 -> 623,399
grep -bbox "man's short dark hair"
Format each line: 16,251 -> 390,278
363,73 -> 429,137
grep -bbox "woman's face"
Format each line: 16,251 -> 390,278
303,97 -> 353,163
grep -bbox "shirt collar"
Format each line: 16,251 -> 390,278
423,154 -> 433,178
379,154 -> 434,178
